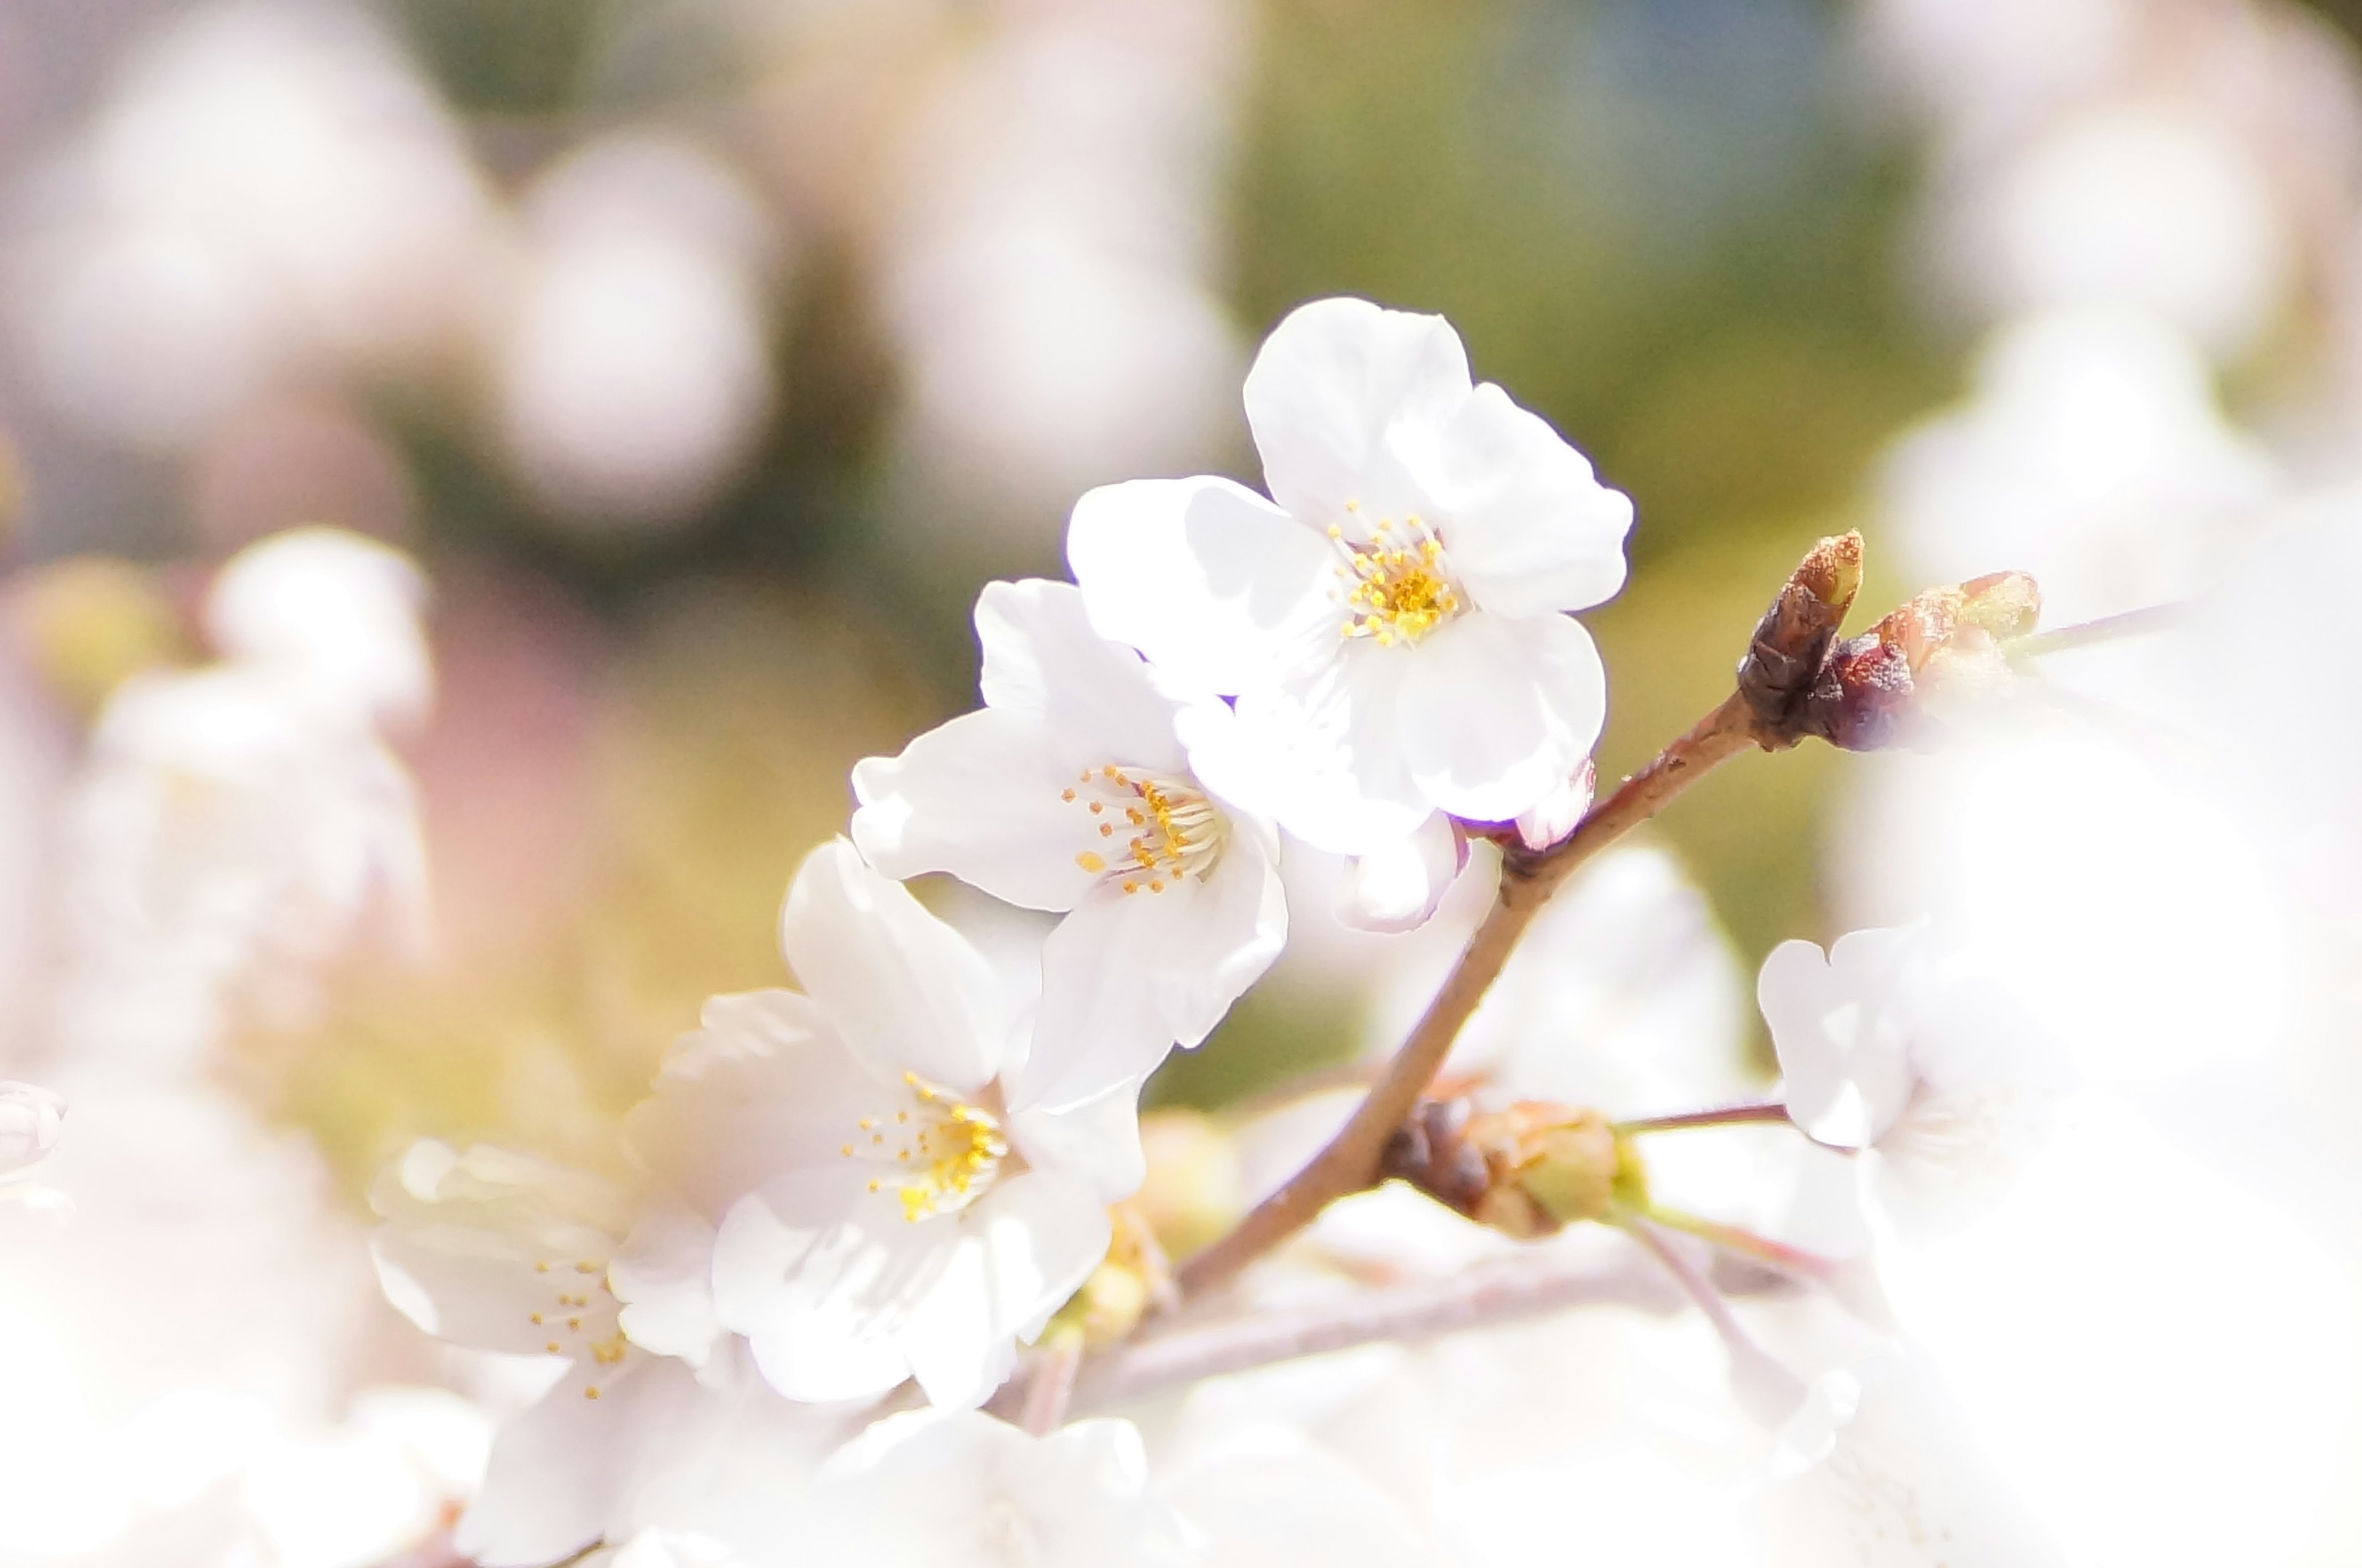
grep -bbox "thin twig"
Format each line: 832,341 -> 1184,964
2008,602 -> 2184,660
1644,1204 -> 1837,1279
1615,1099 -> 1795,1136
1079,1248 -> 1681,1406
1174,691 -> 1763,1301
1624,1216 -> 1804,1414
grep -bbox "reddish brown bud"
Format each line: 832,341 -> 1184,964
1738,531 -> 1865,741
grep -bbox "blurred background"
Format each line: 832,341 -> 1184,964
4,0 -> 2362,1562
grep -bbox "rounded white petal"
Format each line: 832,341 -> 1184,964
1067,475 -> 1337,701
1017,832 -> 1286,1109
1223,648 -> 1433,854
1397,610 -> 1605,824
1006,1080 -> 1149,1205
851,709 -> 1104,913
1333,811 -> 1466,934
1757,930 -> 1925,1149
976,579 -> 1189,771
1418,381 -> 1632,616
456,1357 -> 683,1568
367,1140 -> 630,1356
611,1200 -> 722,1365
624,989 -> 885,1219
715,1180 -> 940,1403
779,839 -> 1010,1093
1243,296 -> 1471,530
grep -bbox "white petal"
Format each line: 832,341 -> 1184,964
1224,646 -> 1432,854
1414,381 -> 1632,616
1067,476 -> 1338,701
612,1200 -> 723,1366
1398,610 -> 1605,824
851,709 -> 1103,912
1007,1077 -> 1150,1204
1243,296 -> 1471,530
1017,834 -> 1286,1110
898,1232 -> 1016,1410
780,839 -> 1009,1092
715,1181 -> 936,1403
1513,759 -> 1595,852
976,578 -> 1188,771
981,1172 -> 1112,1342
624,989 -> 885,1218
1757,931 -> 1923,1148
1334,811 -> 1466,933
456,1357 -> 685,1567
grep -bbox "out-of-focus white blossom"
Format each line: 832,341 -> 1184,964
1070,297 -> 1632,858
853,579 -> 1284,1110
1759,925 -> 2067,1240
494,133 -> 779,532
1879,308 -> 2276,628
872,0 -> 1246,528
618,840 -> 1139,1410
798,1410 -> 1193,1567
55,527 -> 430,1073
1935,103 -> 2294,357
1755,1352 -> 2066,1566
4,0 -> 496,451
0,1080 -> 65,1182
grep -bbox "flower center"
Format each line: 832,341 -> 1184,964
846,1072 -> 1011,1222
1329,512 -> 1462,648
520,1254 -> 632,1398
1060,764 -> 1227,895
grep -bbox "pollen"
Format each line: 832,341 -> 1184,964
1332,513 -> 1462,647
1076,850 -> 1105,873
847,1073 -> 1012,1224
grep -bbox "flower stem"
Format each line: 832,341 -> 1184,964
1644,1203 -> 1835,1280
1020,1326 -> 1084,1436
1173,690 -> 1764,1301
2006,602 -> 2183,660
1615,1099 -> 1795,1136
1624,1216 -> 1805,1414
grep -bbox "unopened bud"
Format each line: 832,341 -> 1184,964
1049,1200 -> 1172,1345
1383,1099 -> 1639,1240
1134,1109 -> 1244,1262
1739,532 -> 1863,740
1806,571 -> 2042,751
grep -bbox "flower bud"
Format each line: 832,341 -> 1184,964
1134,1108 -> 1244,1262
1048,1200 -> 1172,1345
1383,1097 -> 1640,1240
1806,571 -> 2042,751
1739,531 -> 1863,741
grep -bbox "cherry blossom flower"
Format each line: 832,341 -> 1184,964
797,1409 -> 1194,1567
1757,925 -> 2069,1239
1067,295 -> 1632,858
852,578 -> 1284,1110
618,840 -> 1141,1411
1756,1353 -> 2066,1567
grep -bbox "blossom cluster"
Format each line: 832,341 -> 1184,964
364,298 -> 2077,1566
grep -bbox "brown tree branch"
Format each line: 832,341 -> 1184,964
1173,690 -> 1764,1300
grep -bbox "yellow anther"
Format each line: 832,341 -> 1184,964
1332,515 -> 1461,646
584,1387 -> 600,1400
1076,850 -> 1106,873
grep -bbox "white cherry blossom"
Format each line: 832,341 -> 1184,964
1757,926 -> 2069,1240
1067,295 -> 1632,856
618,840 -> 1140,1411
1757,1353 -> 2067,1567
852,578 -> 1284,1110
797,1409 -> 1194,1568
